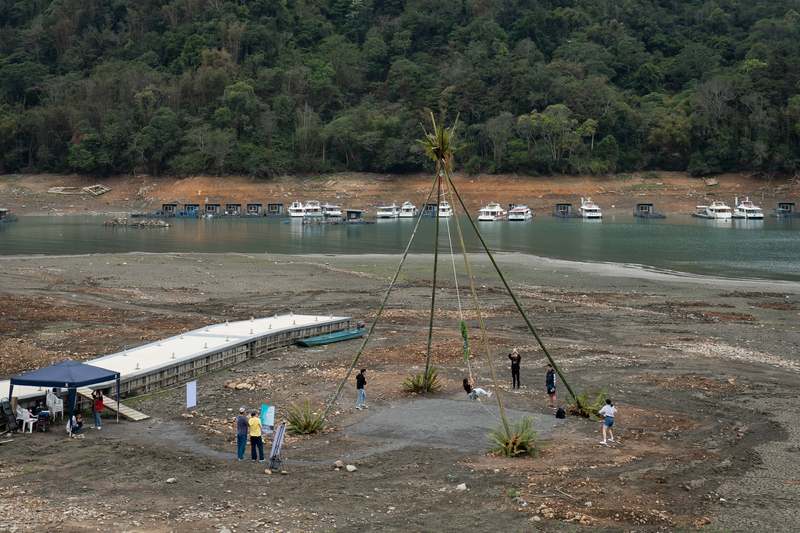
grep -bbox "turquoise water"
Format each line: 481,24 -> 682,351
1,214 -> 798,281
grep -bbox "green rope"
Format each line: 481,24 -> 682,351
446,176 -> 583,410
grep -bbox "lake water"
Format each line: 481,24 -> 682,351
1,214 -> 798,282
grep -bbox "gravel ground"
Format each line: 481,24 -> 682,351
1,252 -> 800,532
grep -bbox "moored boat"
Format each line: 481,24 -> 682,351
437,200 -> 453,218
478,202 -> 507,221
296,322 -> 366,347
321,203 -> 342,217
376,203 -> 401,218
507,204 -> 532,221
579,197 -> 602,219
399,201 -> 417,218
733,197 -> 763,219
288,201 -> 306,217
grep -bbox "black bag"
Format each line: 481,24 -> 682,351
555,407 -> 566,419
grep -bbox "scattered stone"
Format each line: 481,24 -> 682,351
333,460 -> 344,469
456,483 -> 467,491
346,465 -> 357,472
166,478 -> 177,484
265,469 -> 272,475
511,496 -> 528,506
281,470 -> 288,475
585,501 -> 593,507
529,516 -> 541,522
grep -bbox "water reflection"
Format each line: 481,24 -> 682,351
0,214 -> 798,281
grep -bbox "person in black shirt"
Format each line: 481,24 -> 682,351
355,369 -> 367,410
509,348 -> 522,390
546,364 -> 557,409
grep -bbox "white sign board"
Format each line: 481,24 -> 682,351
186,381 -> 197,409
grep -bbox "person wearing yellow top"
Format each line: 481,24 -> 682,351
248,410 -> 265,461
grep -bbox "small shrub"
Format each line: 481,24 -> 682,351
566,384 -> 610,420
507,488 -> 519,498
486,416 -> 542,457
402,365 -> 440,393
284,399 -> 325,434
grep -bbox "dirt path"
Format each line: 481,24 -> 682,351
1,253 -> 799,532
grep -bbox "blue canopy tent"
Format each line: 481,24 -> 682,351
9,360 -> 120,434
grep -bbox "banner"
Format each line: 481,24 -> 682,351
186,381 -> 197,409
261,404 -> 275,435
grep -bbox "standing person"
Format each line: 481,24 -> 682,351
235,407 -> 248,461
91,390 -> 103,429
509,348 -> 522,390
546,364 -> 557,409
598,399 -> 617,445
355,369 -> 367,410
249,409 -> 265,462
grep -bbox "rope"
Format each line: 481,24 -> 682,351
443,182 -> 472,381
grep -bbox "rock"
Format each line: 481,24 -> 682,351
235,383 -> 249,390
220,529 -> 231,533
529,516 -> 541,522
281,470 -> 288,475
166,478 -> 177,484
265,469 -> 272,475
585,501 -> 592,507
333,460 -> 344,469
456,483 -> 467,491
346,465 -> 357,472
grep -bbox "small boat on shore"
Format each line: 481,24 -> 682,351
399,201 -> 417,218
694,201 -> 731,219
508,204 -> 532,221
288,201 -> 306,217
733,198 -> 763,219
478,202 -> 507,221
579,197 -> 602,219
376,203 -> 401,218
296,322 -> 366,347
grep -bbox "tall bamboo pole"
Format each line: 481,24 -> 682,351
423,174 -> 442,392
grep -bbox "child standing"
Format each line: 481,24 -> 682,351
598,399 -> 617,445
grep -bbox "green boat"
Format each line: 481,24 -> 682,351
296,322 -> 366,347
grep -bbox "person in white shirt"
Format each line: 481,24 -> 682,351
598,399 -> 617,444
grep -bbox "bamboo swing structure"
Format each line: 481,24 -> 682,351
319,114 -> 582,438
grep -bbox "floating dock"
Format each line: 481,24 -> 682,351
2,314 -> 353,406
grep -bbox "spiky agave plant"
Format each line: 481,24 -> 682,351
418,112 -> 460,178
486,416 -> 543,457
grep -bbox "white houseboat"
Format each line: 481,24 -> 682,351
733,197 -> 764,219
478,202 -> 507,221
376,203 -> 401,218
399,201 -> 417,218
579,197 -> 602,219
288,201 -> 306,217
507,204 -> 532,221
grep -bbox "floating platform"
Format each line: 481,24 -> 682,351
1,314 -> 353,406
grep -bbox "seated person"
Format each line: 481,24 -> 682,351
68,413 -> 84,434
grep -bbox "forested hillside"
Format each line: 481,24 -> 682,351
1,0 -> 800,177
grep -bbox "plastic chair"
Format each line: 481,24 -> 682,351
15,406 -> 35,433
46,392 -> 64,421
